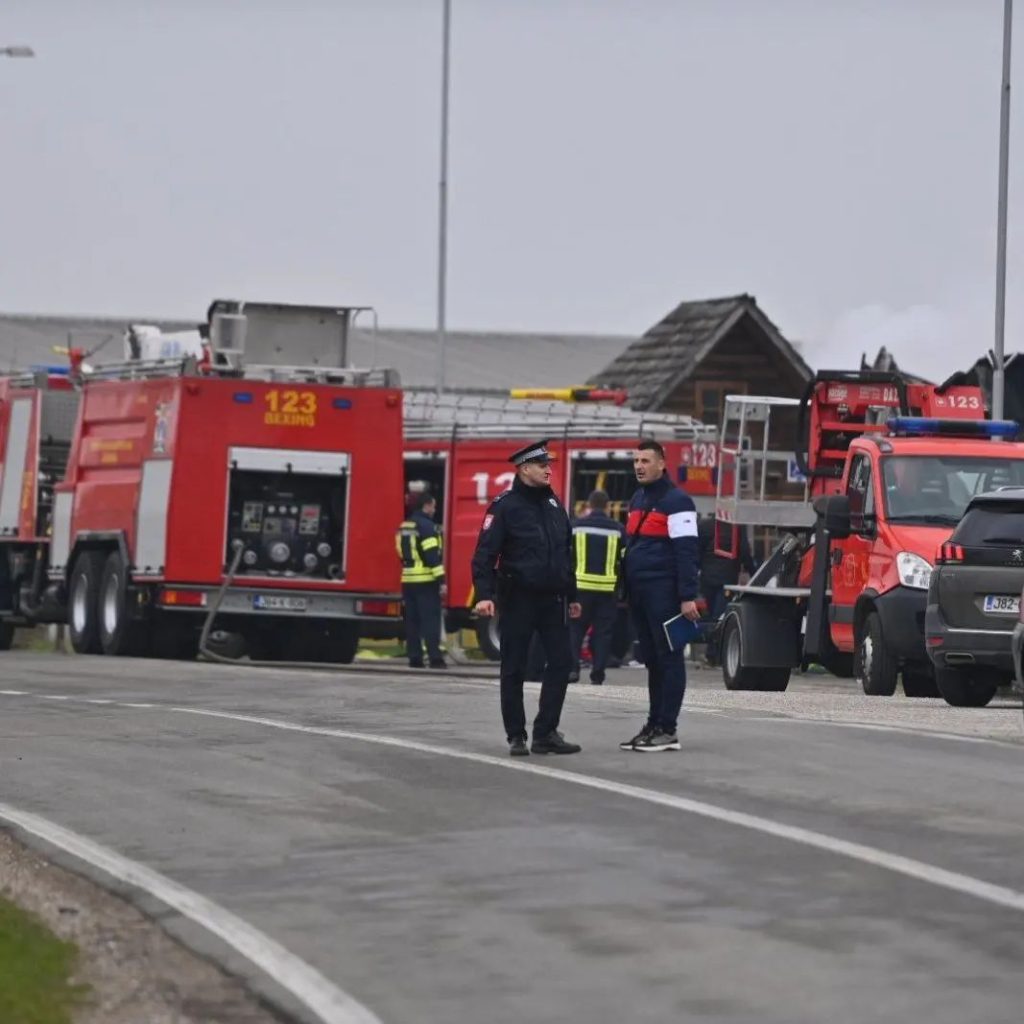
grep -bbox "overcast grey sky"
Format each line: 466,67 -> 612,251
1,0 -> 1019,378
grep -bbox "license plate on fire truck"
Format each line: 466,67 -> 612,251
983,595 -> 1020,615
252,594 -> 309,612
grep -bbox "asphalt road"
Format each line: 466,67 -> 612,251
1,652 -> 1023,1024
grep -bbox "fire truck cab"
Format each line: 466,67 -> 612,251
0,300 -> 403,661
716,370 -> 1024,697
400,391 -> 718,659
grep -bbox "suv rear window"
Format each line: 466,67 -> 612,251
952,504 -> 1024,545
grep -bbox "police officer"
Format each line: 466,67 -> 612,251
619,438 -> 700,752
471,440 -> 582,757
570,489 -> 626,685
396,493 -> 447,669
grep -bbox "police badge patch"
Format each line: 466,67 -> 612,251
549,498 -> 557,506
482,514 -> 494,530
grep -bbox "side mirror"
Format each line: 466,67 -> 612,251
816,494 -> 851,539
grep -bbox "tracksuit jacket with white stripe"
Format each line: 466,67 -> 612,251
622,473 -> 700,602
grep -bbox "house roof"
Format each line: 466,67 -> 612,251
859,345 -> 932,386
0,313 -> 632,392
592,294 -> 813,409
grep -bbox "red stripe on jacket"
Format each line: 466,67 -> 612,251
626,510 -> 668,537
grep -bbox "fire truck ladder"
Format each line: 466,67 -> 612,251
403,390 -> 717,442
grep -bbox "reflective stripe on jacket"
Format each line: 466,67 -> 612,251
395,512 -> 445,584
572,512 -> 625,593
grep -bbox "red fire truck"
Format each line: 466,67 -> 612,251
0,300 -> 403,661
399,391 -> 718,658
714,369 -> 1024,699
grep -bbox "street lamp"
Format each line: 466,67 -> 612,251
1,46 -> 35,58
993,0 -> 1013,420
436,0 -> 451,396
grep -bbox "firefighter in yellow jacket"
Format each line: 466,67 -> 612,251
396,493 -> 447,668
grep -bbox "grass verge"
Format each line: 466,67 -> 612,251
0,896 -> 88,1023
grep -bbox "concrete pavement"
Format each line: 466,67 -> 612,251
1,653 -> 1022,1023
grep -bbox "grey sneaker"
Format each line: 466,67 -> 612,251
619,725 -> 654,751
633,729 -> 680,752
509,736 -> 530,757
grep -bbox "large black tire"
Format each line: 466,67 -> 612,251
934,666 -> 999,708
68,550 -> 107,654
721,615 -> 791,692
475,614 -> 500,661
855,612 -> 898,696
0,621 -> 15,651
98,551 -> 151,656
902,666 -> 940,699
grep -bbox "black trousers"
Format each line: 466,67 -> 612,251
569,591 -> 618,680
402,582 -> 443,664
499,587 -> 572,741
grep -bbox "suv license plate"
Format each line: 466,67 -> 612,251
252,595 -> 308,612
983,594 -> 1020,615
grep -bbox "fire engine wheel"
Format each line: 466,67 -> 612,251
855,612 -> 898,696
68,550 -> 107,655
475,615 -> 501,661
902,666 -> 940,699
0,621 -> 15,651
934,666 -> 1000,708
98,551 -> 150,657
721,616 -> 791,692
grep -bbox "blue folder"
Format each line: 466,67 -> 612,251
663,613 -> 704,652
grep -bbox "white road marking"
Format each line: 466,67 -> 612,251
0,801 -> 381,1024
119,702 -> 156,708
82,698 -> 115,705
0,689 -> 28,695
39,694 -> 70,701
161,705 -> 1024,915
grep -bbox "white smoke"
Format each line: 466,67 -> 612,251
805,303 -> 994,381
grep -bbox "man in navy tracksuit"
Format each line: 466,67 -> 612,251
619,439 -> 701,752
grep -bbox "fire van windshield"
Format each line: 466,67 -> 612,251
881,455 -> 1024,523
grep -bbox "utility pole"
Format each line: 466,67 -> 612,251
436,0 -> 452,396
993,0 -> 1013,420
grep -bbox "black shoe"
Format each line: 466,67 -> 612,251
509,736 -> 530,757
408,661 -> 425,669
633,728 -> 680,752
531,731 -> 581,755
568,670 -> 580,684
429,658 -> 448,669
590,671 -> 605,685
619,724 -> 654,751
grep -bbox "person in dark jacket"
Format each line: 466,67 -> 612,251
619,439 -> 701,752
471,439 -> 582,757
395,493 -> 447,668
697,516 -> 756,665
570,490 -> 626,685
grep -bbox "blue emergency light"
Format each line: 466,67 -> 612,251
232,391 -> 254,404
885,417 -> 1019,439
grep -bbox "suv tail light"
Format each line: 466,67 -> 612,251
937,542 -> 965,563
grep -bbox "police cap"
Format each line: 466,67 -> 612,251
509,439 -> 556,466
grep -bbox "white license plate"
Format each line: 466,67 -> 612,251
983,594 -> 1020,615
252,595 -> 308,612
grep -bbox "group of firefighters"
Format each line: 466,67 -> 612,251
395,437 -> 752,756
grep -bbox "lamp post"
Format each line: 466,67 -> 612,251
993,0 -> 1013,420
436,0 -> 451,396
1,46 -> 35,58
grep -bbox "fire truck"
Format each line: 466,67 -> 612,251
399,390 -> 718,658
0,300 -> 404,661
714,369 -> 1024,698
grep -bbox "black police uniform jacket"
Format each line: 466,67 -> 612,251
471,477 -> 577,602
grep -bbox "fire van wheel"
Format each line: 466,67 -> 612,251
855,612 -> 898,696
0,621 -> 15,651
934,666 -> 999,708
475,615 -> 500,661
98,551 -> 150,657
68,550 -> 107,655
721,616 -> 791,691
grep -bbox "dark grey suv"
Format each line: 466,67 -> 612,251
925,488 -> 1024,706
